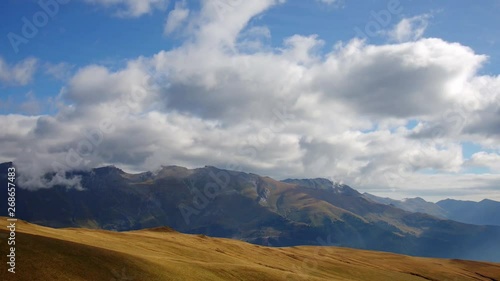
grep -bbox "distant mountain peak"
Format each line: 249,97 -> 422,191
152,165 -> 193,179
403,197 -> 426,203
92,165 -> 124,175
364,193 -> 448,219
282,178 -> 333,189
281,178 -> 360,196
437,198 -> 500,226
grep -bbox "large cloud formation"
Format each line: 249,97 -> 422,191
1,0 -> 499,201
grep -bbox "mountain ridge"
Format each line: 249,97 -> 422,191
363,192 -> 500,227
437,198 -> 500,226
2,162 -> 500,262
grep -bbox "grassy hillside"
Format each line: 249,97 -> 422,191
1,218 -> 499,281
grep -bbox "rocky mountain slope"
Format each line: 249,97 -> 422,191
2,162 -> 500,262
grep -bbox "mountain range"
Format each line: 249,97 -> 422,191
363,193 -> 500,226
2,162 -> 500,262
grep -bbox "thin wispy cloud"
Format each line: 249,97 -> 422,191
0,57 -> 38,86
388,14 -> 431,42
83,0 -> 169,17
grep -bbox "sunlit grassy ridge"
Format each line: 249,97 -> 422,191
1,218 -> 499,281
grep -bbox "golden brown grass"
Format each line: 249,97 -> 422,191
1,218 -> 499,281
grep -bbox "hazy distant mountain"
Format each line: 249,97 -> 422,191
2,162 -> 500,262
363,193 -> 500,227
437,199 -> 500,226
363,193 -> 448,218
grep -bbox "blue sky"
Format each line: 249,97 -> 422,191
2,0 -> 500,104
1,0 -> 500,201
